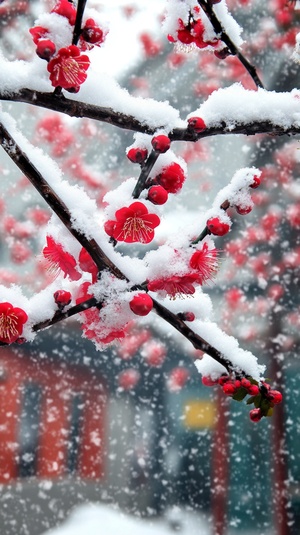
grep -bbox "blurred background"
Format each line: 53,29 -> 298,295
0,1 -> 299,534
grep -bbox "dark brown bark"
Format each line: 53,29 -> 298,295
1,89 -> 299,139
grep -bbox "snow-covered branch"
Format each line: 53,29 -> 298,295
1,86 -> 300,139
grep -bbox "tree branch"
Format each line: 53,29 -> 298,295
1,89 -> 299,139
0,119 -> 235,373
132,150 -> 160,198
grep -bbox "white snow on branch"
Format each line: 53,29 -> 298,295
0,51 -> 184,132
189,84 -> 300,130
193,320 -> 265,381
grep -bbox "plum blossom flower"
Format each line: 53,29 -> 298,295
42,235 -> 81,281
47,45 -> 90,89
105,202 -> 160,244
0,303 -> 28,344
189,243 -> 219,284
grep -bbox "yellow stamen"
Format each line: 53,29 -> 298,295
0,312 -> 19,339
123,216 -> 153,243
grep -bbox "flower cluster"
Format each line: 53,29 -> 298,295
202,167 -> 262,237
127,134 -> 187,198
202,374 -> 283,422
166,4 -> 227,57
29,0 -> 108,90
41,235 -> 155,346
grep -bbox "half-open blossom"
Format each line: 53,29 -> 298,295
147,273 -> 199,298
43,235 -> 81,280
105,202 -> 160,244
51,0 -> 77,25
0,302 -> 28,344
189,243 -> 218,284
47,45 -> 90,89
155,162 -> 186,194
80,18 -> 107,50
29,26 -> 48,45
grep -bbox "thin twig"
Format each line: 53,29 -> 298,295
72,0 -> 88,46
132,150 -> 160,198
33,296 -> 100,331
197,0 -> 264,89
151,297 -> 232,372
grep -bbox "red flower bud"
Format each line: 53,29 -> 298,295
187,116 -> 206,133
223,382 -> 237,395
181,311 -> 195,322
247,384 -> 260,396
54,290 -> 72,308
250,175 -> 261,189
127,147 -> 148,164
177,28 -> 194,45
214,48 -> 231,60
267,390 -> 283,405
235,204 -> 253,215
151,135 -> 171,153
202,375 -> 218,386
147,185 -> 168,205
82,19 -> 104,45
129,293 -> 153,316
51,0 -> 77,25
207,217 -> 230,236
36,39 -> 56,60
218,375 -> 230,386
240,378 -> 252,389
249,408 -> 262,422
156,162 -> 186,194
